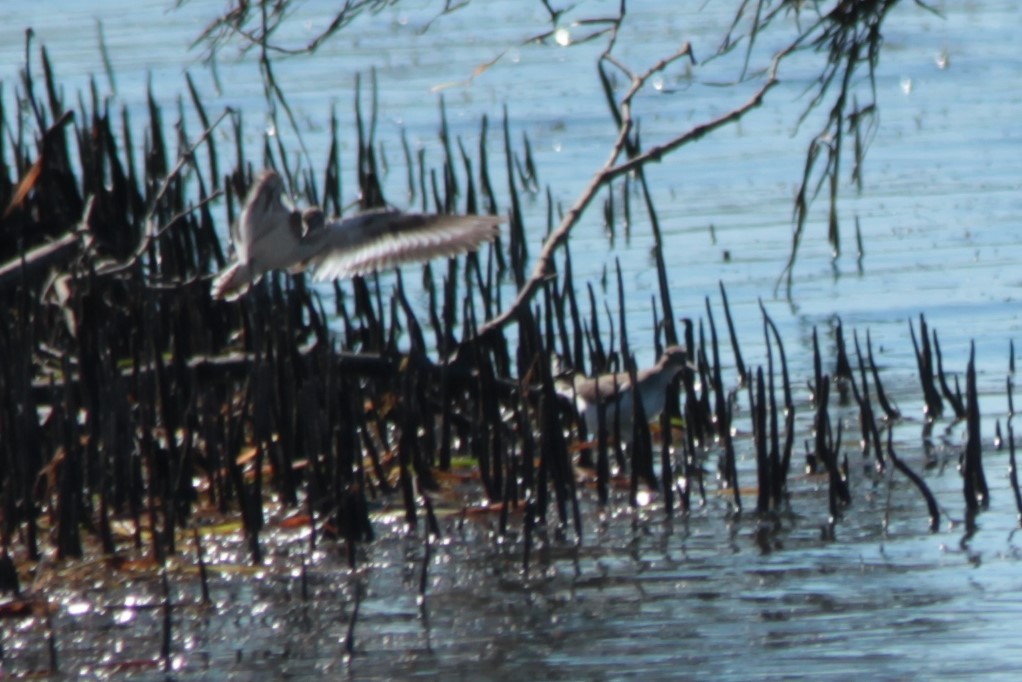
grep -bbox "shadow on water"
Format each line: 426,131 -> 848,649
2,8 -> 1022,679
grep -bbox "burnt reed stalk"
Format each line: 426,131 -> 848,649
764,317 -> 782,508
963,342 -> 989,513
762,302 -> 795,501
932,330 -> 966,419
852,330 -> 886,471
1008,419 -> 1022,523
697,299 -> 735,509
720,282 -> 748,386
866,330 -> 900,421
828,418 -> 845,520
753,368 -> 771,513
910,315 -> 944,419
1008,363 -> 1022,523
703,300 -> 722,448
885,429 -> 940,532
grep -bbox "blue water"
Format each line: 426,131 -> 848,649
3,1 -> 1022,678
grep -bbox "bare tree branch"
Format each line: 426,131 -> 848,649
478,43 -> 784,338
96,107 -> 232,276
188,1 -> 398,58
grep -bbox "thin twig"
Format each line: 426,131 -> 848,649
478,47 -> 784,338
96,108 -> 232,276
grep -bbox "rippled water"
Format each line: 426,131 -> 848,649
3,0 -> 1022,679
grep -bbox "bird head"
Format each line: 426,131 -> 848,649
658,345 -> 693,378
302,207 -> 326,236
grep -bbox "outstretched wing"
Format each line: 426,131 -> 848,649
236,170 -> 299,266
307,209 -> 503,281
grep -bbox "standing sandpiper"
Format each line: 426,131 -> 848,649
559,345 -> 691,443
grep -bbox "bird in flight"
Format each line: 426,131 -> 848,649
211,169 -> 503,300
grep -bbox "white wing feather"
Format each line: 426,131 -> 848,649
211,170 -> 302,300
307,209 -> 502,281
236,171 -> 295,262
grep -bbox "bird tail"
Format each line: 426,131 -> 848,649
211,261 -> 257,301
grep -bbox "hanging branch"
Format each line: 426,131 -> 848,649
478,43 -> 781,337
776,0 -> 940,292
188,0 -> 397,58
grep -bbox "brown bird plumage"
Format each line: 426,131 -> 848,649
560,345 -> 691,442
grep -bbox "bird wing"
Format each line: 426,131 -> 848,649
574,370 -> 633,406
236,171 -> 299,266
307,209 -> 502,281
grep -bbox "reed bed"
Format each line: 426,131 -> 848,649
0,45 -> 1016,593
